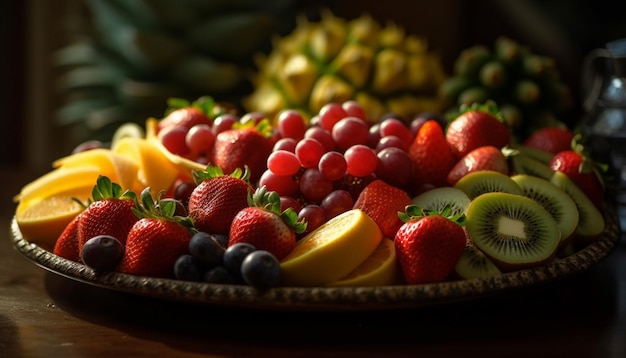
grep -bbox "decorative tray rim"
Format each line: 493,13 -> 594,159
10,213 -> 621,311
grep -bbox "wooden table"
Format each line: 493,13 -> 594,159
2,169 -> 625,357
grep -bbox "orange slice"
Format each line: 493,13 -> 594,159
15,186 -> 92,249
327,237 -> 400,287
15,166 -> 103,204
279,209 -> 383,286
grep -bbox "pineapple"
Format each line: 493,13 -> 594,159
244,10 -> 448,124
54,0 -> 300,148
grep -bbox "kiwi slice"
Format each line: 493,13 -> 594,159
511,174 -> 580,243
550,171 -> 605,237
454,170 -> 525,199
510,144 -> 554,164
454,240 -> 502,279
411,187 -> 471,217
509,151 -> 554,180
465,192 -> 561,271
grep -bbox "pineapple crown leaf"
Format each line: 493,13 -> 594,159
83,175 -> 136,207
131,187 -> 196,231
398,205 -> 466,226
249,186 -> 307,234
192,164 -> 251,185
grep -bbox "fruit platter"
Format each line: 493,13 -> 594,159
10,13 -> 622,311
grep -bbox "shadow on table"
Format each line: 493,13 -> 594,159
42,241 -> 625,357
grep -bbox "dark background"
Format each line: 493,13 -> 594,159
2,0 -> 626,171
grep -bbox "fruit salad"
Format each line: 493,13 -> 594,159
13,97 -> 608,290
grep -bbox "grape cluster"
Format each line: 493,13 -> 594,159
174,231 -> 280,289
258,101 -> 434,234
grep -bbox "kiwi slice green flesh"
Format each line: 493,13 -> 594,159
511,174 -> 580,242
454,241 -> 502,279
550,171 -> 605,237
411,187 -> 471,217
454,170 -> 525,200
511,144 -> 554,164
466,192 -> 561,270
510,152 -> 554,180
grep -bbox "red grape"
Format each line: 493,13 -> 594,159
295,138 -> 325,168
212,114 -> 238,134
267,150 -> 301,176
298,204 -> 326,234
299,168 -> 334,203
258,170 -> 299,196
185,124 -> 215,156
159,126 -> 190,156
379,118 -> 412,150
318,103 -> 347,131
273,137 -> 298,152
320,190 -> 354,219
304,126 -> 335,152
341,100 -> 367,121
344,144 -> 378,177
280,196 -> 303,213
318,151 -> 347,181
331,116 -> 369,151
277,109 -> 306,140
375,147 -> 414,189
375,135 -> 405,152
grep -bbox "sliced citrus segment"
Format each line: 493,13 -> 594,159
53,148 -> 139,191
15,186 -> 91,249
112,137 -> 181,194
327,237 -> 400,287
14,166 -> 103,204
279,209 -> 383,287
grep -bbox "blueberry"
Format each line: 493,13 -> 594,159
210,233 -> 229,249
174,254 -> 203,281
189,232 -> 226,267
223,243 -> 256,280
203,266 -> 235,284
81,235 -> 124,272
240,250 -> 280,289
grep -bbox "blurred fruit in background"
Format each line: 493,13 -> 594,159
244,10 -> 448,124
53,0 -> 304,146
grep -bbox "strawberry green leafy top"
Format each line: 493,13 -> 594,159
250,186 -> 307,235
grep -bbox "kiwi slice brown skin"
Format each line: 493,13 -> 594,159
453,237 -> 502,279
454,170 -> 525,200
465,191 -> 561,272
511,174 -> 580,247
550,171 -> 605,244
411,187 -> 471,217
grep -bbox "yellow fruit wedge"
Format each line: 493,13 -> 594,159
14,165 -> 104,204
53,148 -> 139,192
280,209 -> 383,287
15,186 -> 92,250
112,136 -> 181,194
327,237 -> 400,287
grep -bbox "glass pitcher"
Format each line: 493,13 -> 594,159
580,38 -> 626,230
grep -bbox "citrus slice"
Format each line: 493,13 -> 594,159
15,186 -> 91,249
53,148 -> 139,191
15,166 -> 103,204
112,137 -> 181,194
327,237 -> 400,287
279,209 -> 383,286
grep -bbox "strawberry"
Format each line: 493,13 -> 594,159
408,120 -> 458,188
118,188 -> 196,278
53,214 -> 81,262
447,145 -> 512,186
394,206 -> 466,284
187,165 -> 253,235
445,102 -> 511,158
76,176 -> 138,250
353,179 -> 413,238
548,147 -> 606,213
523,127 -> 574,154
157,96 -> 221,133
228,186 -> 306,260
210,118 -> 275,183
